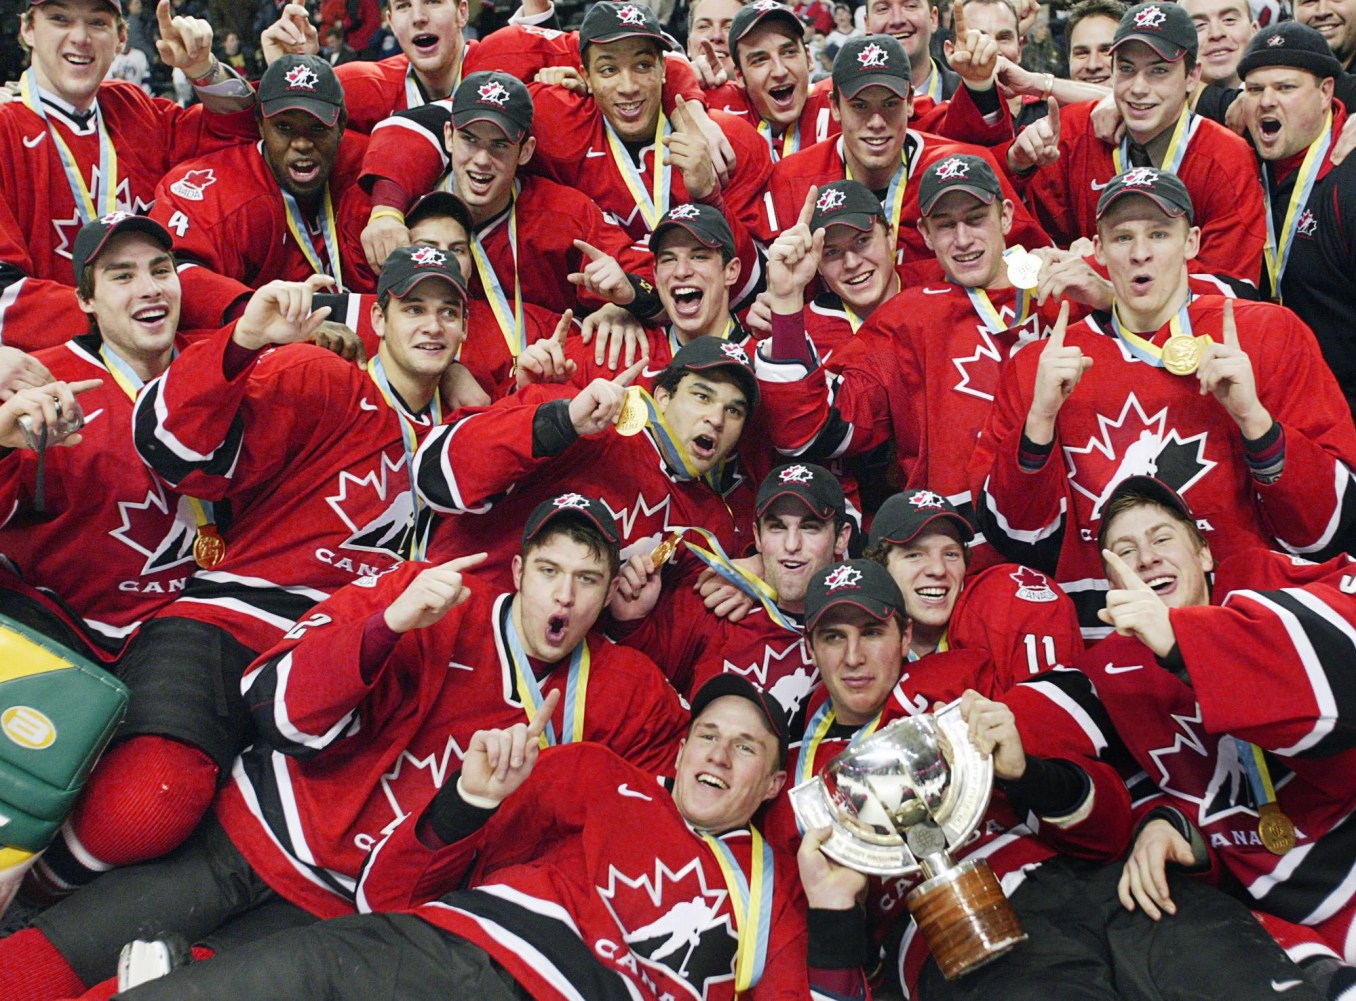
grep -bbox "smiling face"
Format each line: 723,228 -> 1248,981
755,498 -> 850,612
672,695 -> 787,833
919,190 -> 1014,289
21,0 -> 125,112
960,0 -> 1022,66
510,527 -> 617,662
653,371 -> 749,475
260,108 -> 346,200
1244,66 -> 1335,161
385,0 -> 469,86
1069,13 -> 1118,84
1183,0 -> 1255,85
865,0 -> 937,65
372,275 -> 466,388
1296,0 -> 1356,64
881,523 -> 966,654
1101,501 -> 1213,608
447,119 -> 536,223
832,85 -> 912,189
1113,41 -> 1200,145
807,605 -> 908,724
818,219 -> 898,313
735,23 -> 812,129
79,232 -> 180,371
688,0 -> 742,64
585,37 -> 666,143
1094,198 -> 1199,329
654,230 -> 741,339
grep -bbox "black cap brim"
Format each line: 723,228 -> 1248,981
384,271 -> 468,301
805,592 -> 897,633
731,7 -> 805,47
262,98 -> 342,128
836,75 -> 912,99
452,109 -> 528,142
920,183 -> 1000,216
680,358 -> 760,409
405,191 -> 474,234
649,219 -> 735,258
522,499 -> 622,548
1096,187 -> 1191,221
868,509 -> 974,549
1110,33 -> 1188,61
812,211 -> 879,233
755,487 -> 838,520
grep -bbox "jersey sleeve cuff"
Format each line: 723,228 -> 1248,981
533,398 -> 580,457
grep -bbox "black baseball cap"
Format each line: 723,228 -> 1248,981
260,55 -> 346,127
30,0 -> 121,10
756,463 -> 846,520
810,180 -> 886,233
1111,2 -> 1197,61
729,0 -> 804,56
451,71 -> 534,143
521,492 -> 623,548
404,191 -> 475,236
689,674 -> 790,763
833,35 -> 911,98
666,336 -> 760,408
579,1 -> 676,57
72,212 -> 173,286
1095,167 -> 1195,223
805,559 -> 906,632
1096,475 -> 1196,549
868,490 -> 974,550
1238,22 -> 1345,81
376,244 -> 469,301
650,203 -> 737,260
918,154 -> 1004,215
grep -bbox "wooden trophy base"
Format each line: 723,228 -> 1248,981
907,858 -> 1028,979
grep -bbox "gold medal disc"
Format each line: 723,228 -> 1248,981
1258,803 -> 1296,856
194,526 -> 227,570
614,385 -> 648,437
649,532 -> 683,571
1162,334 -> 1203,376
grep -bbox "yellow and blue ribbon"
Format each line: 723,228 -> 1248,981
366,357 -> 441,560
701,828 -> 774,992
605,112 -> 672,231
758,118 -> 800,163
1263,109 -> 1331,303
21,69 -> 119,224
470,181 -> 526,358
1112,107 -> 1197,176
282,186 -> 345,292
503,606 -> 591,749
1109,296 -> 1198,368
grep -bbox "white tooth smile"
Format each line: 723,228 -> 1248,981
697,774 -> 728,789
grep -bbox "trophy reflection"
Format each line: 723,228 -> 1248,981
790,704 -> 1026,979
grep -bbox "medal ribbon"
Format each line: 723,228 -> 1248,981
757,118 -> 799,162
503,604 -> 591,749
665,316 -> 738,358
21,69 -> 118,223
636,388 -> 718,487
604,113 -> 672,231
1234,737 -> 1283,814
365,357 -> 442,560
675,526 -> 797,632
964,284 -> 1033,336
1264,109 -> 1331,301
282,187 -> 345,292
1109,297 -> 1197,368
919,61 -> 943,102
700,828 -> 774,992
1113,107 -> 1197,175
796,700 -> 883,785
470,182 -> 526,357
845,146 -> 908,238
100,343 -> 216,533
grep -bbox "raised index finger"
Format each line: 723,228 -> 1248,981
614,358 -> 647,387
952,0 -> 968,36
798,185 -> 819,228
526,688 -> 562,741
554,309 -> 574,344
1047,299 -> 1069,347
1101,548 -> 1153,591
444,551 -> 490,573
671,94 -> 691,133
1221,298 -> 1238,350
1047,95 -> 1060,135
573,239 -> 606,262
156,0 -> 174,34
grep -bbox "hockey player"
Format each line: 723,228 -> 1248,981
608,462 -> 852,719
1295,0 -> 1356,73
97,676 -> 876,1000
0,0 -> 259,350
864,0 -> 960,101
972,168 -> 1356,635
757,34 -> 1050,279
1022,1 -> 1265,283
414,333 -> 760,591
0,495 -> 692,997
151,55 -> 372,329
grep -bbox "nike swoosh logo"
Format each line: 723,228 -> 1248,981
923,287 -> 951,295
82,408 -> 104,425
618,783 -> 652,801
1103,663 -> 1143,674
447,660 -> 475,672
23,133 -> 45,148
1090,178 -> 1112,190
586,149 -> 607,157
1271,981 -> 1302,992
641,367 -> 666,378
360,398 -> 379,411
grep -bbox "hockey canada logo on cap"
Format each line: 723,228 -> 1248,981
1267,32 -> 1286,45
170,168 -> 216,202
1133,4 -> 1167,28
410,246 -> 448,267
720,342 -> 751,366
99,210 -> 132,225
752,0 -> 784,10
908,490 -> 945,509
1122,166 -> 1159,187
1010,566 -> 1057,603
816,188 -> 847,213
779,464 -> 814,484
935,157 -> 970,180
284,64 -> 319,90
616,4 -> 648,24
856,42 -> 889,68
824,565 -> 863,590
668,204 -> 702,221
552,492 -> 592,510
477,79 -> 511,106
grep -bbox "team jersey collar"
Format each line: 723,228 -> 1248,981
20,71 -> 98,132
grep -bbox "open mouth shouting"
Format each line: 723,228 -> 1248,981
766,83 -> 799,116
411,32 -> 442,57
1255,115 -> 1284,150
288,156 -> 323,187
668,284 -> 706,321
462,168 -> 496,198
689,432 -> 718,464
132,304 -> 172,331
545,612 -> 570,647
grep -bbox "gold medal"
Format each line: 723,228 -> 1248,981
614,385 -> 648,437
1005,247 -> 1041,290
649,531 -> 683,571
1258,803 -> 1296,856
194,525 -> 227,570
1162,333 -> 1203,376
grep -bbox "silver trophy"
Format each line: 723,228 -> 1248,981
790,704 -> 1026,979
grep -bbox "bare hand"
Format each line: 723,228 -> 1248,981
693,39 -> 731,88
959,690 -> 1025,780
0,347 -> 54,402
156,0 -> 217,79
440,362 -> 491,408
1008,98 -> 1060,173
383,553 -> 489,633
362,209 -> 412,273
568,241 -> 636,305
945,4 -> 999,90
1024,301 -> 1088,443
534,65 -> 590,94
234,275 -> 336,350
259,3 -> 319,64
665,96 -> 719,201
766,186 -> 823,305
798,825 -> 868,910
1089,91 -> 1125,145
1118,818 -> 1195,920
1331,108 -> 1356,166
1197,300 -> 1270,438
310,321 -> 367,364
607,552 -> 665,621
693,553 -> 764,621
567,361 -> 646,434
1097,549 -> 1176,655
1035,246 -> 1111,309
580,304 -> 650,371
517,311 -> 578,388
684,99 -> 736,189
0,379 -> 103,450
744,291 -> 774,334
459,689 -> 561,805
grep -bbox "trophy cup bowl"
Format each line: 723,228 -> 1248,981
790,707 -> 1026,979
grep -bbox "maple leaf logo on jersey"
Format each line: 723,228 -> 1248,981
598,858 -> 737,1000
856,42 -> 889,68
1010,566 -> 1057,603
779,464 -> 814,484
326,453 -> 426,559
360,734 -> 469,853
410,246 -> 448,268
909,490 -> 945,509
1062,393 -> 1217,520
1267,32 -> 1286,45
553,492 -> 592,510
816,188 -> 847,213
1133,4 -> 1167,27
616,3 -> 648,24
1121,166 -> 1160,187
476,79 -> 511,107
935,157 -> 969,180
824,565 -> 862,590
284,64 -> 319,90
110,486 -> 199,575
170,168 -> 216,202
726,645 -> 818,717
719,342 -> 750,366
52,180 -> 150,262
1297,209 -> 1317,237
668,203 -> 702,221
1144,702 -> 1259,828
952,313 -> 1045,402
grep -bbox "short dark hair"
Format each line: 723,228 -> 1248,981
862,533 -> 972,571
521,512 -> 622,579
652,362 -> 747,404
688,0 -> 749,33
731,23 -> 808,71
1100,488 -> 1208,552
1067,0 -> 1129,42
